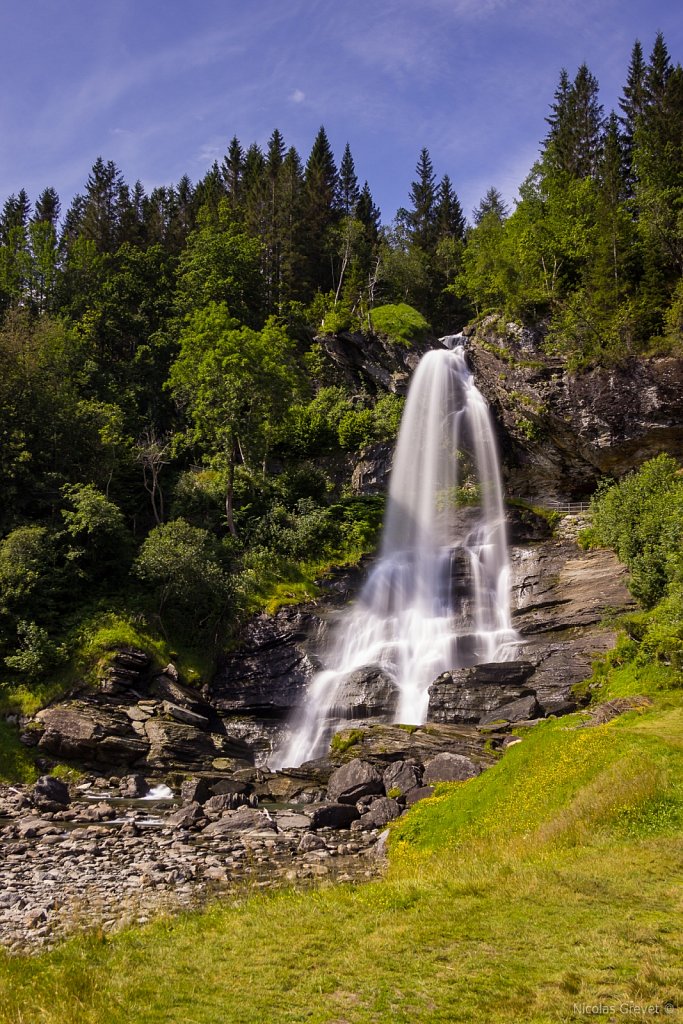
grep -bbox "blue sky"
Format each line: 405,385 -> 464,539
1,0 -> 681,225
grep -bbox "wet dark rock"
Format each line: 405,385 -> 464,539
468,326 -> 683,500
32,776 -> 70,809
326,760 -> 384,804
308,803 -> 360,830
423,752 -> 481,784
354,796 -> 401,830
332,666 -> 399,720
427,663 -> 536,725
352,442 -> 393,496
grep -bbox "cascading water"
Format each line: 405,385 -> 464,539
272,337 -> 517,769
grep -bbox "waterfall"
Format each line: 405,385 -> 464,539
271,337 -> 517,769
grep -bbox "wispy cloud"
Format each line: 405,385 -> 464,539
289,89 -> 306,104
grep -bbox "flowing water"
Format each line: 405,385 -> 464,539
272,337 -> 517,768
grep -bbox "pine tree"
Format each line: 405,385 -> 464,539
619,41 -> 647,148
33,188 -> 61,229
544,65 -> 604,179
303,126 -> 340,293
406,147 -> 437,251
81,157 -> 126,253
356,182 -> 381,243
473,187 -> 509,225
435,175 -> 465,241
339,143 -> 360,216
645,31 -> 672,109
221,136 -> 244,215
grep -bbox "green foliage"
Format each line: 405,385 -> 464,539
330,728 -> 365,754
4,620 -> 65,680
590,454 -> 683,608
134,519 -> 232,641
368,303 -> 430,346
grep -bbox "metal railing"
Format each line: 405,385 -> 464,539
545,500 -> 591,515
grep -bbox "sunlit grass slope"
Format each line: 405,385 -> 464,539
0,656 -> 681,1023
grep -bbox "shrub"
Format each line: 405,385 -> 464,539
369,303 -> 431,346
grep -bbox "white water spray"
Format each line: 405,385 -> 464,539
272,338 -> 517,768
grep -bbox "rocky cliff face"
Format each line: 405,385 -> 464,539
465,320 -> 683,500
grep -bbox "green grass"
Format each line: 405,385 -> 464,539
0,720 -> 38,784
0,650 -> 680,1022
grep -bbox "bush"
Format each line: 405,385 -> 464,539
134,519 -> 232,641
591,455 -> 683,608
369,303 -> 431,346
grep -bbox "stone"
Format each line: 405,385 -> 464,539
422,753 -> 481,784
382,760 -> 421,797
427,662 -> 536,725
298,832 -> 327,852
326,759 -> 384,804
161,702 -> 210,730
145,719 -> 251,772
479,693 -> 539,725
119,774 -> 150,799
308,803 -> 360,830
35,704 -> 146,765
203,794 -> 246,818
168,803 -> 204,828
202,806 -> 276,836
32,776 -> 70,809
356,797 -> 401,830
332,666 -> 399,720
276,812 -> 312,831
404,786 -> 435,806
180,777 -> 212,805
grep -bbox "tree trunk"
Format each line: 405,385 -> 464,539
225,447 -> 237,537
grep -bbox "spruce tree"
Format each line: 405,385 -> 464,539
222,136 -> 244,216
81,157 -> 126,253
435,175 -> 465,241
472,187 -> 509,225
339,143 -> 360,216
303,126 -> 340,293
33,188 -> 61,229
406,147 -> 437,251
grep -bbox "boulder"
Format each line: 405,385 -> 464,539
35,704 -> 147,765
382,760 -> 421,797
422,753 -> 481,784
355,796 -> 401,830
202,806 -> 276,836
168,802 -> 204,829
308,803 -> 360,830
405,785 -> 435,806
144,719 -> 251,772
119,774 -> 150,798
427,662 -> 536,725
333,666 -> 399,720
180,777 -> 213,805
32,776 -> 70,809
326,759 -> 384,804
479,693 -> 539,725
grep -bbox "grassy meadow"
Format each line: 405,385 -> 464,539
0,647 -> 681,1023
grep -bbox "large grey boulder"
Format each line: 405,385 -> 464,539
326,759 -> 384,804
202,806 -> 276,835
427,662 -> 536,725
333,666 -> 399,720
382,760 -> 421,797
422,752 -> 481,784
